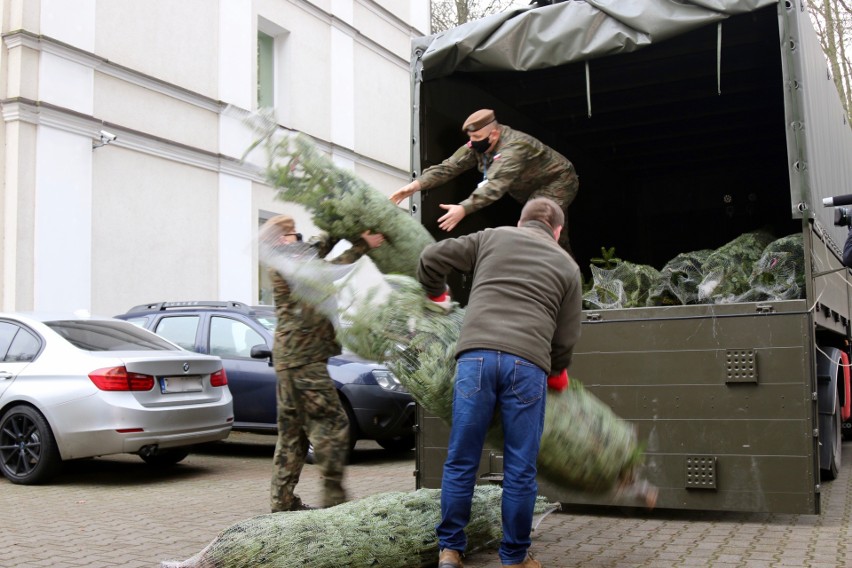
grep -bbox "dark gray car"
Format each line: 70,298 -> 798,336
115,301 -> 415,458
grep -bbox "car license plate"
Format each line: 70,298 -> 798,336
160,376 -> 203,394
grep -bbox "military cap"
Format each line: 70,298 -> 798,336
462,109 -> 496,132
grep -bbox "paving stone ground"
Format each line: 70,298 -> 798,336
2,433 -> 851,568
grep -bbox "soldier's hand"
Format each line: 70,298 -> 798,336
437,204 -> 466,232
361,230 -> 385,249
390,181 -> 420,205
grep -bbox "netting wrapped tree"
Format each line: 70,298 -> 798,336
583,261 -> 661,310
647,249 -> 713,306
736,233 -> 805,302
697,230 -> 775,303
161,487 -> 559,568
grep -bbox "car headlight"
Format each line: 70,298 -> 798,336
372,369 -> 408,393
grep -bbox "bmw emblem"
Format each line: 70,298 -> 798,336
183,362 -> 190,373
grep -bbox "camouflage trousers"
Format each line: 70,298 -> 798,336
270,360 -> 350,512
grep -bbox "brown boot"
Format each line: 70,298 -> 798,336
438,548 -> 463,568
502,555 -> 541,568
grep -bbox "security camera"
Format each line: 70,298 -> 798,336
93,129 -> 118,149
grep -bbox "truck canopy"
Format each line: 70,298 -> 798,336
415,0 -> 776,78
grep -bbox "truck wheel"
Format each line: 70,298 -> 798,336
822,397 -> 842,481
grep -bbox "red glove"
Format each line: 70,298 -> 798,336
426,290 -> 452,313
547,369 -> 569,392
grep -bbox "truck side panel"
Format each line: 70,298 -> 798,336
417,300 -> 820,514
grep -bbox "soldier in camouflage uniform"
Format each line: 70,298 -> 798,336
262,214 -> 385,512
390,109 -> 579,253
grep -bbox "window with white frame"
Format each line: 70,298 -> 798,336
257,18 -> 290,119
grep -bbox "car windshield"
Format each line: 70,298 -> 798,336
45,320 -> 181,351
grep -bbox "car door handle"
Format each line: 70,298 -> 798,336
0,371 -> 13,380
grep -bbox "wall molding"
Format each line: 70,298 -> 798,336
0,97 -> 407,183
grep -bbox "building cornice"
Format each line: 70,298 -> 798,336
0,97 -> 266,181
0,97 -> 406,183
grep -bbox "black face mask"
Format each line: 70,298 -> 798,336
469,137 -> 491,154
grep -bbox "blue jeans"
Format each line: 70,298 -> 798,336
436,349 -> 547,565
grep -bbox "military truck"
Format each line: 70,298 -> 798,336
408,1 -> 852,514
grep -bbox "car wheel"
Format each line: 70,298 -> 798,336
140,448 -> 190,466
377,434 -> 415,453
0,405 -> 62,485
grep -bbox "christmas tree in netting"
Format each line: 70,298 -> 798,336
161,486 -> 559,568
697,229 -> 776,303
583,261 -> 661,310
646,249 -> 713,306
735,233 -> 805,303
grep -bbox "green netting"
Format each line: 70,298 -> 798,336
583,261 -> 661,310
647,249 -> 713,306
735,233 -> 805,302
696,230 -> 775,303
161,486 -> 559,568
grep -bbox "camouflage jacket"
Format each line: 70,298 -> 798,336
271,234 -> 369,370
416,125 -> 578,214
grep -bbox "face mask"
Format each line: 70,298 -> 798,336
469,136 -> 491,154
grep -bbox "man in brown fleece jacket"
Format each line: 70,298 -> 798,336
417,198 -> 582,568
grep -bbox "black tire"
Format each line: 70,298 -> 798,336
0,405 -> 62,485
822,396 -> 842,481
377,434 -> 415,453
140,448 -> 190,466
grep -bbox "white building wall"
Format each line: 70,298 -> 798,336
91,149 -> 220,307
33,127 -> 93,312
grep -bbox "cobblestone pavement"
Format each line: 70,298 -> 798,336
2,433 -> 851,568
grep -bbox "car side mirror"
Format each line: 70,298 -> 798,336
250,344 -> 273,366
